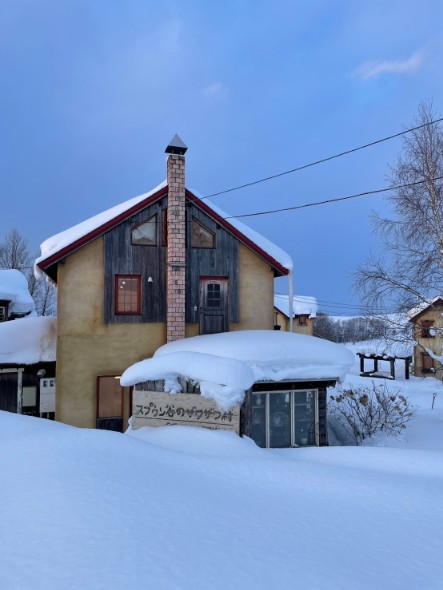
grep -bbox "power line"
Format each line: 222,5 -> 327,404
203,116 -> 443,199
222,175 -> 443,220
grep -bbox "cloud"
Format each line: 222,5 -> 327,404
202,82 -> 228,98
354,52 -> 423,80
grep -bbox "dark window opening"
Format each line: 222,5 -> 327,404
132,215 -> 157,246
421,320 -> 435,338
115,275 -> 141,315
192,218 -> 215,248
298,314 -> 308,326
421,352 -> 435,373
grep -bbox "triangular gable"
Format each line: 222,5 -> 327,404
408,297 -> 443,322
36,182 -> 292,282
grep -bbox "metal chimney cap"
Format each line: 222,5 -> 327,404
165,134 -> 188,155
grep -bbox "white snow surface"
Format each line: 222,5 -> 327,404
122,331 -> 354,409
274,293 -> 318,317
0,269 -> 35,316
0,316 -> 56,364
35,181 -> 292,275
1,384 -> 443,589
121,351 -> 254,410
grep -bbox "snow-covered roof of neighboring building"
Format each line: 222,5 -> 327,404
121,330 -> 354,410
35,181 -> 293,280
408,297 -> 443,321
274,294 -> 318,318
0,316 -> 56,365
0,269 -> 35,317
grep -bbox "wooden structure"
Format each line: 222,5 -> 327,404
357,353 -> 412,380
35,137 -> 292,431
0,362 -> 56,417
409,297 -> 443,379
133,377 -> 333,448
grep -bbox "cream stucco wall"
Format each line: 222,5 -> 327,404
56,238 -> 277,428
56,237 -> 166,428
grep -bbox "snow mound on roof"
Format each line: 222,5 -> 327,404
122,331 -> 354,409
408,296 -> 443,320
190,189 -> 293,271
0,316 -> 56,365
274,294 -> 317,318
34,181 -> 168,277
0,270 -> 35,316
121,351 -> 254,410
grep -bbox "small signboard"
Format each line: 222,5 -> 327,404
132,390 -> 240,433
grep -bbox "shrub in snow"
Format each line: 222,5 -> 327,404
330,382 -> 415,445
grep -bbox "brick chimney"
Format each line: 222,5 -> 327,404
165,134 -> 188,342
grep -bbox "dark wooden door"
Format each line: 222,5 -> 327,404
0,372 -> 17,413
199,278 -> 229,334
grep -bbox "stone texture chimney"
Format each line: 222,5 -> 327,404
165,135 -> 188,342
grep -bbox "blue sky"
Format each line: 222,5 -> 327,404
1,1 -> 442,314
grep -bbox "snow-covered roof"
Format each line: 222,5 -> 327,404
0,316 -> 56,365
274,294 -> 318,318
35,181 -> 293,278
0,269 -> 35,317
121,330 -> 354,410
408,296 -> 443,320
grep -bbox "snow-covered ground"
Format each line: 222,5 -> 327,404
1,342 -> 443,589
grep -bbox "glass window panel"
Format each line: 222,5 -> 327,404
207,283 -> 221,308
251,393 -> 267,448
269,393 -> 291,448
98,376 -> 123,418
116,276 -> 140,314
132,216 -> 157,245
192,219 -> 215,248
293,390 -> 316,446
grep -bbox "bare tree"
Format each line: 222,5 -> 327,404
0,228 -> 31,270
0,229 -> 56,316
355,102 -> 443,346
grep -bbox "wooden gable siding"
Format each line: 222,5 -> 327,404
103,197 -> 240,324
104,197 -> 167,323
185,203 -> 239,323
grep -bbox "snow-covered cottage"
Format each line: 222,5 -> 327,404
0,269 -> 56,416
122,331 -> 353,448
35,136 -> 297,432
0,269 -> 35,322
273,294 -> 318,335
409,297 -> 443,379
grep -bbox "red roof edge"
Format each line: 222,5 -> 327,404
37,184 -> 289,279
185,189 -> 289,277
36,185 -> 169,276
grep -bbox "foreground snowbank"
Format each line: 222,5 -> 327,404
1,410 -> 443,589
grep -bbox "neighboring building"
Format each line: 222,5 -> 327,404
122,330 -> 354,448
0,269 -> 35,322
273,294 -> 317,336
409,297 -> 443,379
35,136 -> 294,432
0,316 -> 56,417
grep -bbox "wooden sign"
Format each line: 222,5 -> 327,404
132,390 -> 240,433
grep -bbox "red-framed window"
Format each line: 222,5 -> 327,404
115,275 -> 141,315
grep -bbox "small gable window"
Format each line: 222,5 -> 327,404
421,320 -> 435,338
132,216 -> 157,246
192,218 -> 215,248
115,275 -> 141,315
